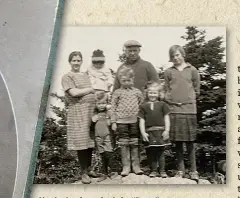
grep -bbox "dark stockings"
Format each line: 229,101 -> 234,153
77,148 -> 93,174
146,147 -> 165,172
175,142 -> 196,172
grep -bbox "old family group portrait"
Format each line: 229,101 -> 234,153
34,26 -> 226,185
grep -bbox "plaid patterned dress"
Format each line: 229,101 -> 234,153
62,72 -> 96,150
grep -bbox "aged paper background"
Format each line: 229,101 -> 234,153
0,1 -> 59,198
32,0 -> 239,197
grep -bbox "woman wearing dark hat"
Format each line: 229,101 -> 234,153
61,51 -> 97,184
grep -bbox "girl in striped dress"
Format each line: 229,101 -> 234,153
61,51 -> 97,184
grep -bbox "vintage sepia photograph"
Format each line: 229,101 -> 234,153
33,26 -> 226,185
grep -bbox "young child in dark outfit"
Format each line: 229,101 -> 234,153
91,93 -> 118,182
139,82 -> 171,178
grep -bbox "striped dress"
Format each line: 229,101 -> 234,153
61,72 -> 96,150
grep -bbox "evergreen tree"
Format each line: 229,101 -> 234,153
180,27 -> 226,173
181,26 -> 226,132
181,26 -> 226,111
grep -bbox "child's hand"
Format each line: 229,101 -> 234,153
162,130 -> 169,141
142,132 -> 149,142
92,115 -> 98,122
112,123 -> 117,131
106,104 -> 111,110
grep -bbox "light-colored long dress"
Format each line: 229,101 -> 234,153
61,72 -> 96,150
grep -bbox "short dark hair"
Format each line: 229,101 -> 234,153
68,51 -> 83,62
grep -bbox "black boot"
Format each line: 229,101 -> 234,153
148,147 -> 158,178
105,151 -> 119,179
87,148 -> 98,178
97,153 -> 108,182
77,150 -> 91,184
158,147 -> 168,178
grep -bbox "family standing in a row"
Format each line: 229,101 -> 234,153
61,40 -> 200,184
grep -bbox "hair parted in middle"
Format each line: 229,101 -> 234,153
169,45 -> 186,62
68,51 -> 83,62
117,66 -> 135,79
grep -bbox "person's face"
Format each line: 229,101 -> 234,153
148,90 -> 159,102
96,102 -> 107,111
70,55 -> 82,72
125,46 -> 140,61
171,50 -> 185,65
119,76 -> 134,88
93,61 -> 104,69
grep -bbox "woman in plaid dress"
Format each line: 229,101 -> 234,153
61,51 -> 96,184
164,45 -> 200,181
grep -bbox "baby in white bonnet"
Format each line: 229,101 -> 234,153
87,49 -> 113,93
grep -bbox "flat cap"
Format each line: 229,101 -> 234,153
124,40 -> 142,48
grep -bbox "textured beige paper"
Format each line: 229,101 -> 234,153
32,0 -> 239,197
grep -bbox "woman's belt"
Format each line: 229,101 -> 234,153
146,126 -> 165,132
165,100 -> 195,106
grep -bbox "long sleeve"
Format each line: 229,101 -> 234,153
86,69 -> 94,84
163,65 -> 198,114
192,67 -> 200,97
137,90 -> 144,105
163,70 -> 170,92
146,63 -> 160,83
113,74 -> 120,92
110,91 -> 119,122
163,70 -> 171,101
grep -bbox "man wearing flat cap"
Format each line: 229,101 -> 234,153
113,40 -> 159,93
112,40 -> 159,176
